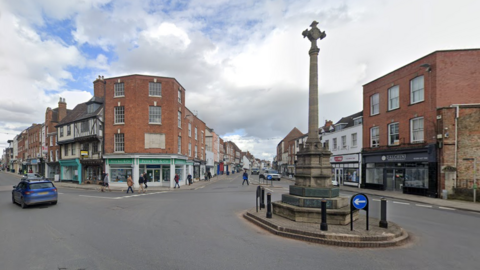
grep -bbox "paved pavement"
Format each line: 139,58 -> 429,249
281,176 -> 480,213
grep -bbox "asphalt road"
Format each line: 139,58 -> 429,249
1,171 -> 479,270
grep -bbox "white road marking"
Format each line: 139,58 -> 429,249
79,195 -> 119,199
195,186 -> 205,190
393,201 -> 410,205
439,207 -> 456,211
416,204 -> 433,208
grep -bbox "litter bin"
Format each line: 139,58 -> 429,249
442,190 -> 448,200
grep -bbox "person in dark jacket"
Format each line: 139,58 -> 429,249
174,173 -> 180,188
242,171 -> 249,185
187,173 -> 192,185
138,173 -> 146,193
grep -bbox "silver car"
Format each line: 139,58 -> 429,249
260,170 -> 281,181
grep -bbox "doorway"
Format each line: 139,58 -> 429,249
335,168 -> 343,185
385,168 -> 405,191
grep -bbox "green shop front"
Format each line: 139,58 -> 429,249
59,159 -> 81,183
104,155 -> 192,188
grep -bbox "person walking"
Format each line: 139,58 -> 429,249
143,172 -> 149,189
138,173 -> 146,193
207,171 -> 212,180
101,172 -> 111,192
242,171 -> 249,186
126,175 -> 134,194
174,173 -> 180,188
187,173 -> 192,185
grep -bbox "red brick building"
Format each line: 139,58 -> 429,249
45,98 -> 70,180
362,49 -> 480,197
95,74 -> 200,187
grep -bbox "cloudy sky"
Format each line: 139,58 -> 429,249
1,0 -> 479,162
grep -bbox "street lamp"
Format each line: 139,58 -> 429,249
463,158 -> 477,202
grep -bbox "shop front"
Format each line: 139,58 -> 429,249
81,159 -> 103,184
59,159 -> 81,183
362,145 -> 438,197
330,154 -> 361,187
105,156 -> 189,188
46,162 -> 60,181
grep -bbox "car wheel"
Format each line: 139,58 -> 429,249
20,198 -> 27,209
51,201 -> 57,205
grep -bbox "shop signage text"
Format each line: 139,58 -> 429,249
381,154 -> 406,161
140,159 -> 171,164
108,158 -> 133,164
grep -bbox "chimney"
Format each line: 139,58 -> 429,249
93,75 -> 105,98
58,97 -> 67,122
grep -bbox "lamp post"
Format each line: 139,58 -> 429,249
463,158 -> 477,202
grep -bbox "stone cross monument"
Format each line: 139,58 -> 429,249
272,21 -> 357,225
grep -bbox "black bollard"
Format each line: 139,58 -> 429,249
256,186 -> 261,212
320,200 -> 328,231
261,187 -> 265,209
266,193 -> 272,218
379,197 -> 388,228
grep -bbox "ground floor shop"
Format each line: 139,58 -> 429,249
59,159 -> 81,183
362,145 -> 438,197
330,153 -> 361,187
46,162 -> 60,181
104,155 -> 193,188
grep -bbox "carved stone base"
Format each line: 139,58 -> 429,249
281,194 -> 349,209
272,201 -> 359,225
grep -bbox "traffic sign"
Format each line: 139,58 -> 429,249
267,175 -> 272,180
352,194 -> 368,209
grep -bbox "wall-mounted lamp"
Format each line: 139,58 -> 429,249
420,63 -> 432,72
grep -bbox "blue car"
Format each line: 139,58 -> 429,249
12,180 -> 58,209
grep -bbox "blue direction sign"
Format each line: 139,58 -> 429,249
352,194 -> 368,209
267,175 -> 272,180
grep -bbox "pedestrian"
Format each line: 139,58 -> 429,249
187,173 -> 192,185
101,172 -> 111,192
126,175 -> 134,194
207,171 -> 212,180
242,171 -> 249,186
143,172 -> 148,189
174,173 -> 180,188
138,173 -> 145,193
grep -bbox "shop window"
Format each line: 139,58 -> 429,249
366,166 -> 383,184
110,167 -> 132,183
405,166 -> 429,188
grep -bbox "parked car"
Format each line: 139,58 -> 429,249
21,173 -> 43,181
260,169 -> 281,181
12,180 -> 58,209
251,168 -> 260,175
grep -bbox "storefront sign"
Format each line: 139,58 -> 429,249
81,150 -> 89,156
139,158 -> 171,164
330,154 -> 359,163
31,159 -> 38,164
381,154 -> 406,161
108,158 -> 133,164
174,159 -> 186,165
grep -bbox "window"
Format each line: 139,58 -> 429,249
92,142 -> 99,154
149,106 -> 161,124
50,136 -> 53,146
114,106 -> 125,124
371,127 -> 379,147
56,150 -> 59,161
410,76 -> 424,104
388,123 -> 399,145
188,123 -> 191,137
341,135 -> 347,149
333,138 -> 337,150
65,125 -> 71,136
178,112 -> 182,128
351,133 -> 357,147
149,82 -> 162,96
195,146 -> 198,158
60,127 -> 64,137
200,133 -> 203,144
370,93 -> 379,115
411,117 -> 424,143
188,143 -> 191,156
388,85 -> 399,110
49,150 -> 53,162
114,134 -> 125,152
114,83 -> 125,97
81,143 -> 89,151
178,136 -> 181,154
195,127 -> 198,140
71,143 -> 75,155
178,88 -> 182,103
324,140 -> 329,149
81,121 -> 89,132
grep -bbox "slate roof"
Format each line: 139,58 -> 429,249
56,97 -> 103,126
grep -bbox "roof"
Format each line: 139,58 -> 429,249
56,97 -> 103,126
326,111 -> 363,133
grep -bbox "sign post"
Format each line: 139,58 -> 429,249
350,193 -> 369,231
267,175 -> 273,187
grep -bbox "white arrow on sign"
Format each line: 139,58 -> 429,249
354,198 -> 366,205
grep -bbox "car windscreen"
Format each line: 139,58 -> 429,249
269,170 -> 279,174
29,183 -> 54,190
